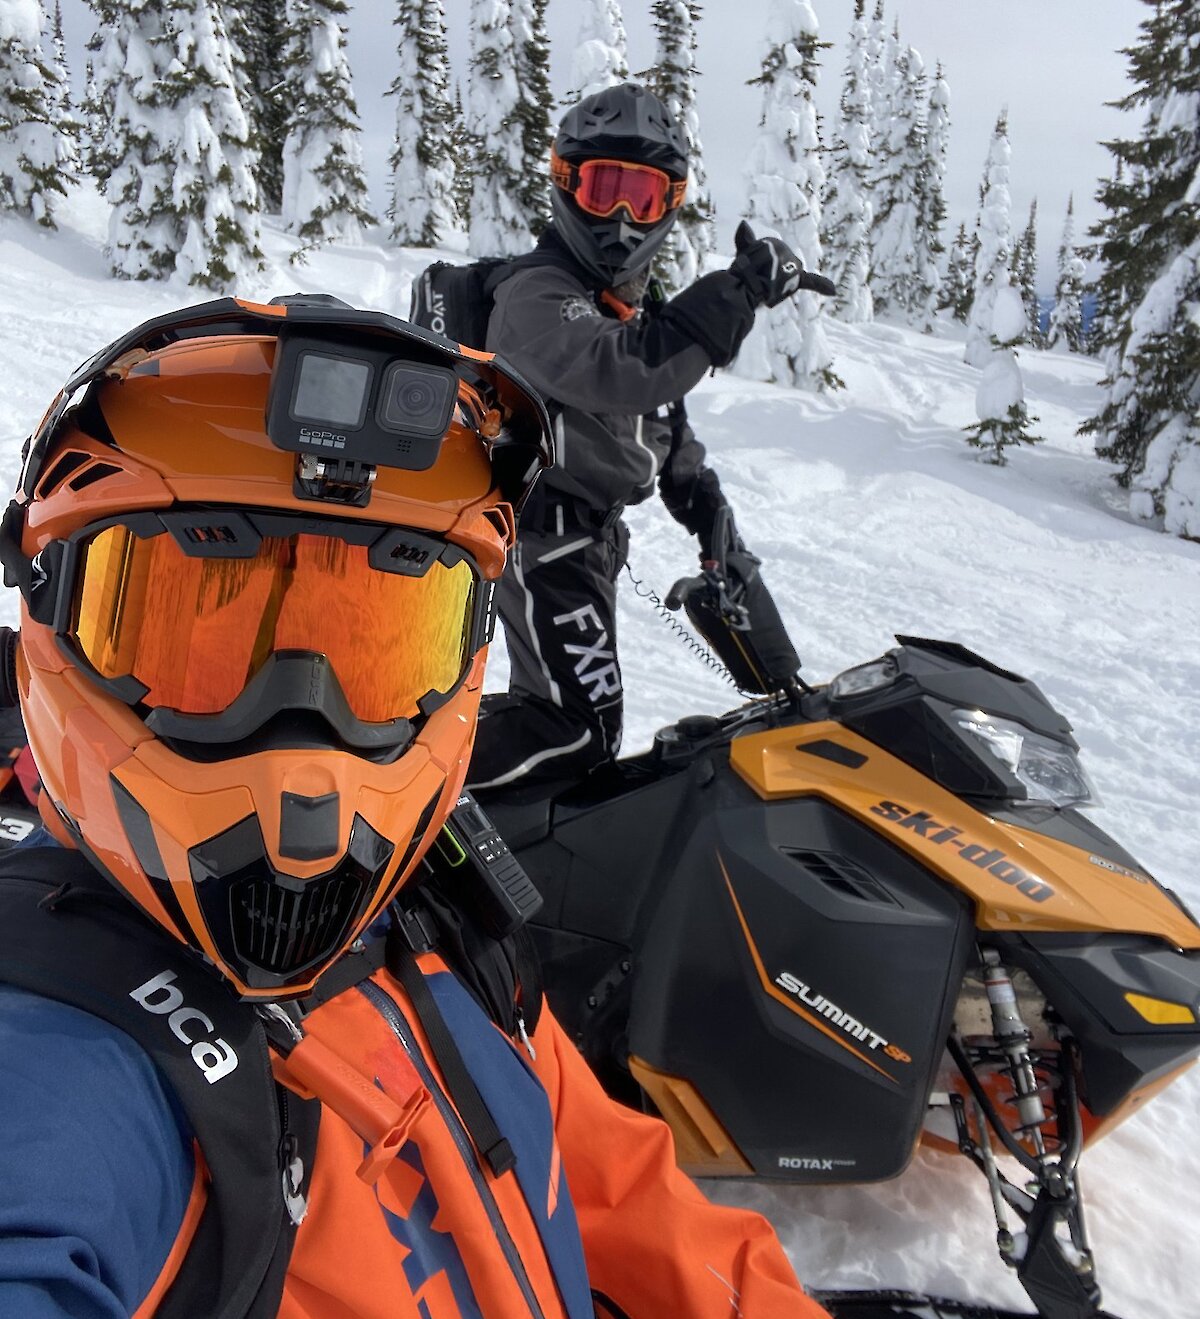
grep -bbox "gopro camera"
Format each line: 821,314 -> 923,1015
267,332 -> 459,470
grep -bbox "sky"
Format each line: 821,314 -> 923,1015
58,0 -> 1145,291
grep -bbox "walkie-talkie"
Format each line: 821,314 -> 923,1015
425,792 -> 543,939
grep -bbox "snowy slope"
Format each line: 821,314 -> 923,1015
1,202 -> 1198,1317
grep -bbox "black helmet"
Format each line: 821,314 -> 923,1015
551,83 -> 689,288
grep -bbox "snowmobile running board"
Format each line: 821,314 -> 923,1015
815,1291 -> 1123,1319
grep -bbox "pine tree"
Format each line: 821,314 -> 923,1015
869,39 -> 932,324
1046,195 -> 1084,352
466,0 -> 529,257
90,0 -> 179,276
47,1 -> 82,177
1081,0 -> 1200,515
741,0 -> 839,392
1081,0 -> 1200,537
914,60 -> 950,329
820,0 -> 873,324
451,83 -> 471,228
963,275 -> 1042,464
0,0 -> 70,227
388,0 -> 456,246
163,0 -> 263,290
280,0 -> 374,258
940,221 -> 973,322
648,1 -> 714,290
226,0 -> 287,212
965,110 -> 1014,368
1010,197 -> 1040,346
511,0 -> 552,236
1121,233 -> 1200,538
567,0 -> 628,102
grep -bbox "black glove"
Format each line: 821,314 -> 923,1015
659,270 -> 757,368
729,220 -> 836,307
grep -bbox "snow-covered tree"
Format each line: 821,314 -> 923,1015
1010,197 -> 1040,345
566,0 -> 628,102
1079,0 -> 1200,538
1120,233 -> 1200,538
741,0 -> 839,392
280,0 -> 374,257
1046,195 -> 1084,352
47,1 -> 82,177
647,1 -> 714,289
511,0 -> 553,236
864,0 -> 888,219
914,60 -> 950,326
940,221 -> 974,322
869,41 -> 936,325
226,0 -> 287,212
1081,0 -> 1200,535
0,0 -> 70,227
820,0 -> 873,324
451,83 -> 471,227
162,0 -> 263,289
963,277 -> 1042,464
388,0 -> 457,246
466,0 -> 529,257
90,1 -> 179,276
965,110 -> 1014,368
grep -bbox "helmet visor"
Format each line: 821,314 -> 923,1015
69,519 -> 479,724
554,152 -> 686,224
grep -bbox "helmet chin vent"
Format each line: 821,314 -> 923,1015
190,813 -> 394,992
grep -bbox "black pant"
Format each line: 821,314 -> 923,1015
467,516 -> 629,789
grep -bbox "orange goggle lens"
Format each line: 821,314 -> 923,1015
71,524 -> 477,723
558,155 -> 685,224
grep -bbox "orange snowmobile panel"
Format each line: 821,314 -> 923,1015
626,1055 -> 755,1177
731,722 -> 1200,946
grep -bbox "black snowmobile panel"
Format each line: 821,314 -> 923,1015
625,774 -> 975,1181
1003,931 -> 1200,1116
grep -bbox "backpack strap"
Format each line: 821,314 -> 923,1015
386,933 -> 517,1178
0,846 -> 319,1319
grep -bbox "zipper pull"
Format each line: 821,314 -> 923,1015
515,1009 -> 537,1061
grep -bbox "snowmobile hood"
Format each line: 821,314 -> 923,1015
731,721 -> 1200,948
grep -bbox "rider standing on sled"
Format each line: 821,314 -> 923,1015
0,299 -> 830,1318
465,83 -> 825,789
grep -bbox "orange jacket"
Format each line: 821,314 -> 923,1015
151,953 -> 828,1318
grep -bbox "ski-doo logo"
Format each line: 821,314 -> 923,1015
773,971 -> 911,1064
130,970 -> 239,1084
869,800 -> 1055,902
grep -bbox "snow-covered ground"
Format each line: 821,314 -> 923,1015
2,200 -> 1197,1318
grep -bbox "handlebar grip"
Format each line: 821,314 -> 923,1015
798,271 -> 837,297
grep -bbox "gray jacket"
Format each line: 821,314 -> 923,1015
486,260 -> 725,532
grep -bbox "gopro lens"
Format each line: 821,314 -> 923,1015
377,362 -> 456,437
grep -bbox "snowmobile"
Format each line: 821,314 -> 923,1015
473,537 -> 1200,1319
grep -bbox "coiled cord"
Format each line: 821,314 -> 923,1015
623,561 -> 741,689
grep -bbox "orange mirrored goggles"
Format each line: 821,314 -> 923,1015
550,148 -> 687,224
53,510 -> 492,745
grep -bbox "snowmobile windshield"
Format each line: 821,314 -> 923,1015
64,512 -> 483,726
551,149 -> 686,224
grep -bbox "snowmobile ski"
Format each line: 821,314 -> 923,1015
815,1290 -> 1123,1319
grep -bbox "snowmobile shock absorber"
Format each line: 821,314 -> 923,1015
981,949 -> 1048,1145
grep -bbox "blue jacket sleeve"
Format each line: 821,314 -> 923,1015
0,986 -> 194,1318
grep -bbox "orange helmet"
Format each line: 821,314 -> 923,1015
0,296 -> 551,999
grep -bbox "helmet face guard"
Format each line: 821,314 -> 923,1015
2,297 -> 552,998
